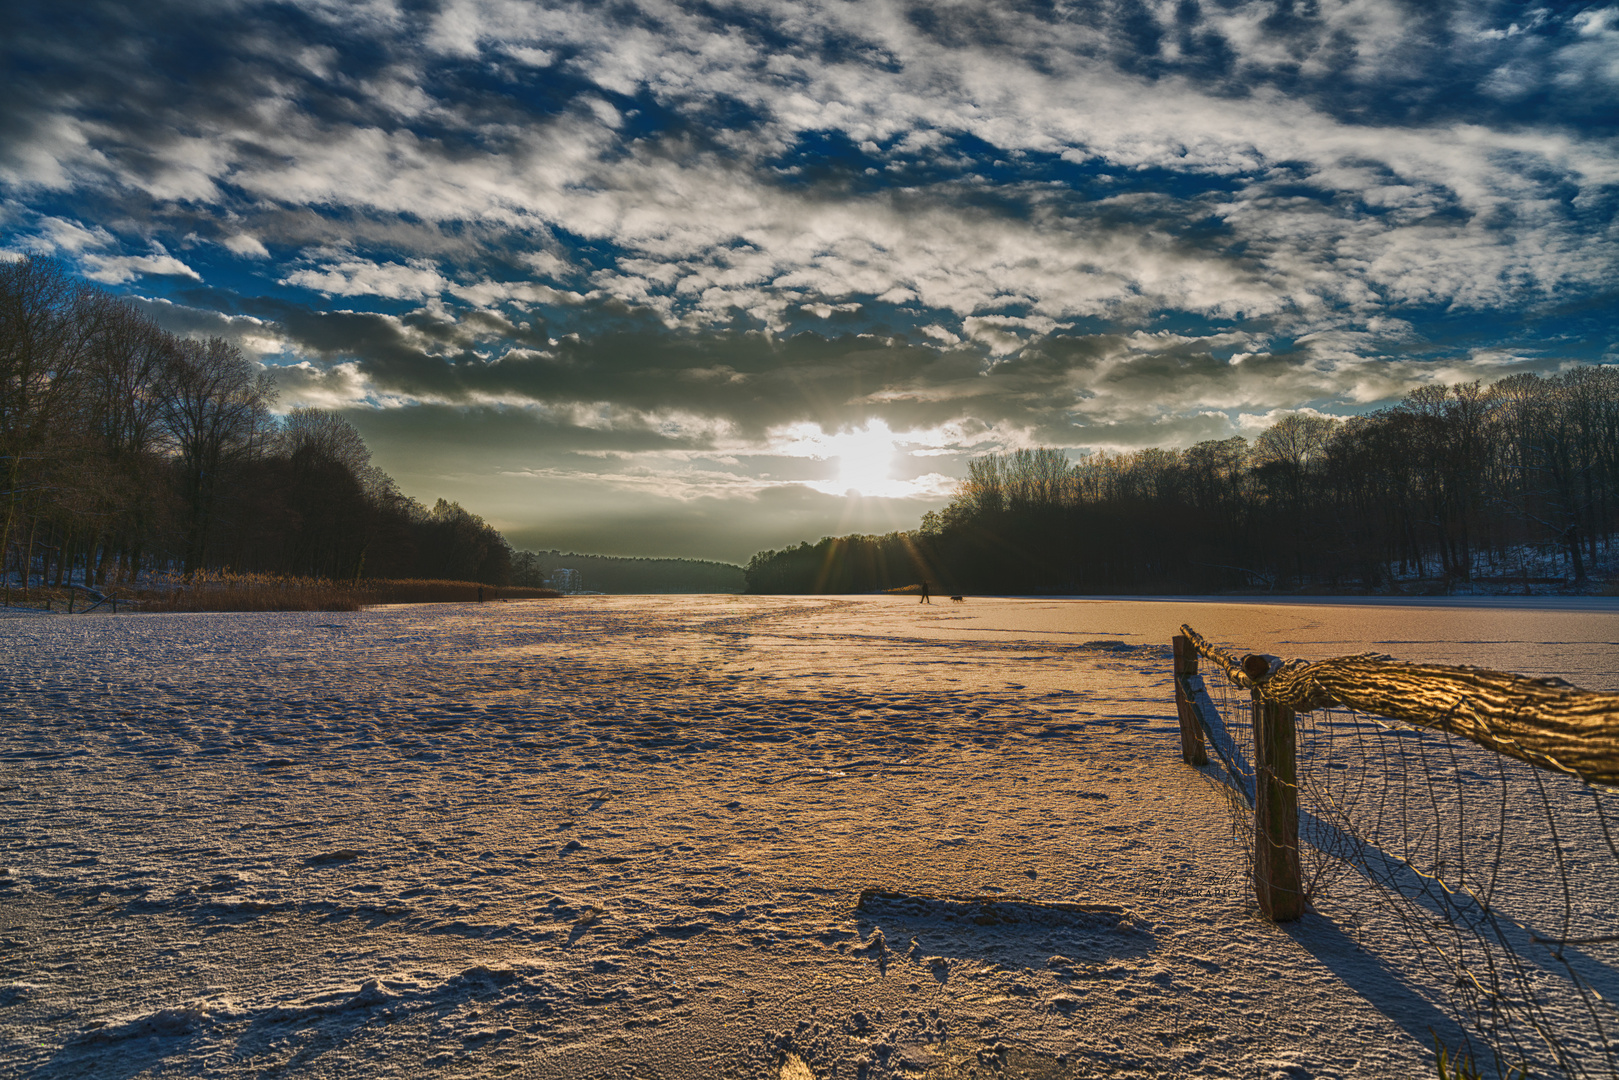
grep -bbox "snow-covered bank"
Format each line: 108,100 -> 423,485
6,596 -> 1598,1079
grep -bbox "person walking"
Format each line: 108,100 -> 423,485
919,580 -> 931,604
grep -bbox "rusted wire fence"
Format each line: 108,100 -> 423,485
1173,625 -> 1619,1079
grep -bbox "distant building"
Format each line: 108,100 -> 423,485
548,568 -> 582,594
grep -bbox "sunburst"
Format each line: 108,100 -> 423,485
829,421 -> 897,496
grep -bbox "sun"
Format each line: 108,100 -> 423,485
830,421 -> 897,496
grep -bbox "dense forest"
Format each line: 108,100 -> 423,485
1,256 -> 514,589
746,367 -> 1619,596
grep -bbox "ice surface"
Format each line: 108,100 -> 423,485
4,595 -> 1610,1078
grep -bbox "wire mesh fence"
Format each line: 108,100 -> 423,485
1186,635 -> 1619,1079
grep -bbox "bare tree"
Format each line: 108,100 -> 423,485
1253,413 -> 1335,506
0,256 -> 93,590
268,408 -> 375,578
159,336 -> 275,575
79,294 -> 177,581
278,406 -> 370,474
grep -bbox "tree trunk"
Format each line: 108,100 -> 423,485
23,513 -> 38,599
1566,524 -> 1586,582
40,520 -> 54,589
0,455 -> 20,602
54,527 -> 70,587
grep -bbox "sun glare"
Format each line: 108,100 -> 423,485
830,421 -> 896,496
773,419 -> 921,498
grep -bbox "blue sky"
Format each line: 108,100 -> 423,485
4,1 -> 1617,561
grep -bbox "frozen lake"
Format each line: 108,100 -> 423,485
855,594 -> 1619,685
2,595 -> 1614,1078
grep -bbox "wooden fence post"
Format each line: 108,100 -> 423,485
1252,689 -> 1303,921
1172,636 -> 1208,765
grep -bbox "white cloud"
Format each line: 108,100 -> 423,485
15,3 -> 1612,350
224,234 -> 270,259
502,45 -> 554,67
0,113 -> 107,190
34,216 -> 115,253
269,360 -> 419,411
282,256 -> 448,300
520,250 -> 575,279
1559,7 -> 1619,88
1572,6 -> 1619,36
449,278 -> 585,308
800,301 -> 862,318
79,243 -> 201,284
962,315 -> 1061,357
11,0 -> 1610,334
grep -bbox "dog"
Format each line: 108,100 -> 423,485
949,595 -> 964,603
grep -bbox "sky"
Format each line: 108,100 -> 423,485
4,1 -> 1617,563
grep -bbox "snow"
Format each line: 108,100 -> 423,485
2,595 -> 1615,1079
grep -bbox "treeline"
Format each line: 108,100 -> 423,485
745,368 -> 1619,595
510,550 -> 745,593
1,256 -> 514,588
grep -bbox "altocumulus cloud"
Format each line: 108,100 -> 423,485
3,0 -> 1616,560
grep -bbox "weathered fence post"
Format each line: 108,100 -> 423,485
1245,652 -> 1302,921
1172,635 -> 1208,766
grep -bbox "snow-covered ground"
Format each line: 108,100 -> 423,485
2,596 -> 1614,1079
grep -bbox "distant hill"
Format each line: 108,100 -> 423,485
512,550 -> 745,594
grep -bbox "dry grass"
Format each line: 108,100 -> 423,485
11,571 -> 561,613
